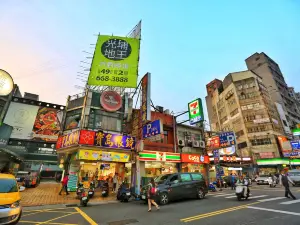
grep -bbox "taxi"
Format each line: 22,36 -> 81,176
0,174 -> 22,225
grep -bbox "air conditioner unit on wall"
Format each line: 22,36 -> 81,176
192,141 -> 200,148
178,139 -> 185,147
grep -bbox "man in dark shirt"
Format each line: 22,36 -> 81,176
281,170 -> 296,200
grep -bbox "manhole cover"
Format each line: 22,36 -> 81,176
107,219 -> 139,225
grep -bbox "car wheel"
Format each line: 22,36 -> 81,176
11,210 -> 22,225
197,188 -> 205,199
160,193 -> 169,205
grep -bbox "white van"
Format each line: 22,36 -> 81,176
289,169 -> 300,186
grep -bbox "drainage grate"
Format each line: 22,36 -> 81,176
107,219 -> 139,225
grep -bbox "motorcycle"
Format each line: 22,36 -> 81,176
268,177 -> 276,188
76,182 -> 84,199
101,181 -> 109,197
117,182 -> 131,202
80,188 -> 89,207
88,181 -> 95,198
208,182 -> 217,192
235,184 -> 249,201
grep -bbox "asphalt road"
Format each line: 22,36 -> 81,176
18,185 -> 300,225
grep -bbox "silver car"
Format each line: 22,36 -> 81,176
256,175 -> 269,185
289,169 -> 300,186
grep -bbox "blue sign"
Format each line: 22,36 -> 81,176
216,165 -> 224,178
291,140 -> 300,150
142,120 -> 163,139
219,132 -> 236,148
213,149 -> 220,164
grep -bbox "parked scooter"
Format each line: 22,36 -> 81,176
208,182 -> 217,192
102,180 -> 109,197
80,188 -> 89,207
235,184 -> 249,201
268,177 -> 276,188
76,182 -> 84,199
117,182 -> 131,202
88,181 -> 95,198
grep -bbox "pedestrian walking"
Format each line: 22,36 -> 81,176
231,173 -> 236,190
24,172 -> 31,188
147,178 -> 160,212
59,173 -> 69,195
113,173 -> 118,193
281,169 -> 296,200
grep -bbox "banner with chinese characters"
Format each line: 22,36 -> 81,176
78,149 -> 130,162
56,130 -> 80,149
79,130 -> 135,150
87,35 -> 140,88
140,73 -> 151,125
213,149 -> 220,164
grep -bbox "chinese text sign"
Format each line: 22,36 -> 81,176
141,73 -> 151,125
88,35 -> 140,88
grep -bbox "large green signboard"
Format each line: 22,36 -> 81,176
87,35 -> 140,88
188,98 -> 204,125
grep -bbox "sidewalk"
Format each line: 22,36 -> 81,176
20,182 -> 117,207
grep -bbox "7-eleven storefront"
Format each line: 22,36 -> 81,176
137,150 -> 181,185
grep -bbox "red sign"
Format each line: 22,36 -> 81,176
259,152 -> 274,159
79,130 -> 96,145
56,130 -> 80,149
181,154 -> 209,164
207,136 -> 220,148
100,91 -> 122,112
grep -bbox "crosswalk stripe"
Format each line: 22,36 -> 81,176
280,199 -> 300,205
213,194 -> 235,197
225,194 -> 253,199
248,195 -> 268,199
258,197 -> 286,202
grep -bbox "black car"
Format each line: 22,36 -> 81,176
140,172 -> 208,205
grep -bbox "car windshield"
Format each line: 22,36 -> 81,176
289,172 -> 300,176
0,179 -> 18,193
154,174 -> 172,184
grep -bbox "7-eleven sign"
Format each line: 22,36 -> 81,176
188,98 -> 204,125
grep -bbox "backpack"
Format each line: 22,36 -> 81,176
150,187 -> 156,195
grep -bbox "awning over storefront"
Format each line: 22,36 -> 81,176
257,158 -> 300,166
77,149 -> 130,163
139,150 -> 180,162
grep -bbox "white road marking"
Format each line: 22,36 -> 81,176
280,199 -> 300,205
258,197 -> 286,202
213,193 -> 236,197
225,194 -> 253,199
247,206 -> 300,216
248,195 -> 268,199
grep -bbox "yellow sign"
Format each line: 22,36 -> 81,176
87,35 -> 140,88
78,150 -> 130,162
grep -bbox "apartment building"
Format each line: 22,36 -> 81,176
206,70 -> 284,160
245,52 -> 300,135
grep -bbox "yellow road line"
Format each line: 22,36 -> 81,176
23,210 -> 76,217
75,207 -> 98,225
36,212 -> 78,225
23,207 -> 75,213
181,202 -> 259,222
20,221 -> 77,225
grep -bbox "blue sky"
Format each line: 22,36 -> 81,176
1,0 -> 300,122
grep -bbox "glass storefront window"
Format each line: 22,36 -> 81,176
145,162 -> 178,177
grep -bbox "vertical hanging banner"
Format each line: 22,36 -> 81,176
140,73 -> 151,125
87,35 -> 140,88
188,98 -> 204,125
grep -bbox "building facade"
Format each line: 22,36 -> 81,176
245,52 -> 300,135
206,71 -> 284,163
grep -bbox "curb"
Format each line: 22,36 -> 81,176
23,200 -> 119,211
